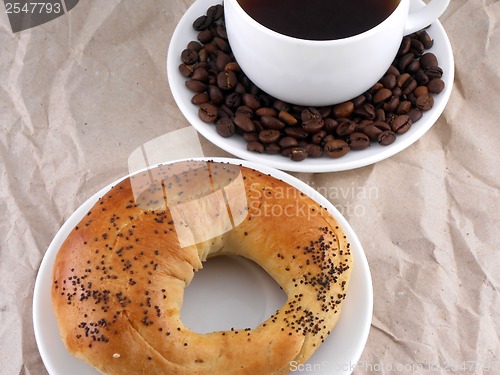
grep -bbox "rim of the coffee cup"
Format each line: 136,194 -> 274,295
228,0 -> 407,44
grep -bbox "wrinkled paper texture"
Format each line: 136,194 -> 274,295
0,0 -> 499,374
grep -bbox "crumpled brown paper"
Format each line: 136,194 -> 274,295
0,0 -> 499,374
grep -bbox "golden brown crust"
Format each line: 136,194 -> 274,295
52,160 -> 352,375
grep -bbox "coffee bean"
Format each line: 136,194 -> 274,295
265,143 -> 281,154
193,15 -> 209,31
224,92 -> 241,108
259,129 -> 281,144
391,115 -> 412,134
417,30 -> 434,49
243,132 -> 259,143
416,94 -> 434,111
397,73 -> 411,88
410,39 -> 425,57
370,82 -> 384,92
363,125 -> 383,141
281,147 -> 293,158
384,96 -> 400,113
402,77 -> 418,95
407,93 -> 417,107
407,59 -> 421,73
213,37 -> 230,53
242,93 -> 261,110
234,114 -> 256,132
253,120 -> 264,133
355,120 -> 371,132
414,69 -> 429,86
396,100 -> 412,115
178,64 -> 194,77
191,67 -> 209,81
247,141 -> 264,153
333,101 -> 355,118
261,116 -> 285,130
186,79 -> 207,93
420,53 -> 439,70
215,24 -> 227,39
208,85 -> 224,105
398,36 -> 411,56
219,105 -> 234,118
372,121 -> 391,132
224,62 -> 240,73
256,107 -> 277,117
284,127 -> 309,140
378,130 -> 397,146
197,48 -> 208,62
353,103 -> 376,120
216,52 -> 232,71
347,132 -> 370,150
374,108 -> 386,122
235,106 -> 253,118
392,87 -> 403,97
336,119 -> 356,137
273,100 -> 290,112
279,136 -> 299,148
318,106 -> 332,118
373,88 -> 393,104
289,147 -> 308,161
386,65 -> 401,77
202,43 -> 218,56
425,67 -> 444,80
217,71 -> 238,90
181,49 -> 198,65
311,130 -> 327,145
197,29 -> 213,44
215,118 -> 235,137
408,108 -> 423,123
427,78 -> 445,94
380,74 -> 397,90
414,86 -> 429,97
304,143 -> 323,158
324,140 -> 350,158
302,118 -> 324,133
207,4 -> 224,22
352,94 -> 367,107
324,118 -> 338,134
301,107 -> 322,122
323,134 -> 335,144
279,111 -> 298,126
398,53 -> 415,72
198,103 -> 218,123
191,92 -> 209,105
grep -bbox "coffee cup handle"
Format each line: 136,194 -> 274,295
404,0 -> 450,35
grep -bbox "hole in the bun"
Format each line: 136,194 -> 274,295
181,255 -> 287,334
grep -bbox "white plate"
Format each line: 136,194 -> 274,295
33,157 -> 373,375
167,0 -> 454,173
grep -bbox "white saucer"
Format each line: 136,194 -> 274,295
33,157 -> 373,375
167,0 -> 454,173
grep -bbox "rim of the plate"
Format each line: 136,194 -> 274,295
166,0 -> 454,173
33,157 -> 373,375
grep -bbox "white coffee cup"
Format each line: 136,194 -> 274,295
224,0 -> 450,106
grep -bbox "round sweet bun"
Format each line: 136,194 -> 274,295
52,160 -> 353,375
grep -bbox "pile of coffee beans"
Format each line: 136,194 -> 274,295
178,4 -> 445,161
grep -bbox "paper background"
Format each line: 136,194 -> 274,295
0,0 -> 499,374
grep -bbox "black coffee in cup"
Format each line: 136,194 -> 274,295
237,0 -> 400,40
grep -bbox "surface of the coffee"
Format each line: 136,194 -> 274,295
237,0 -> 400,40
